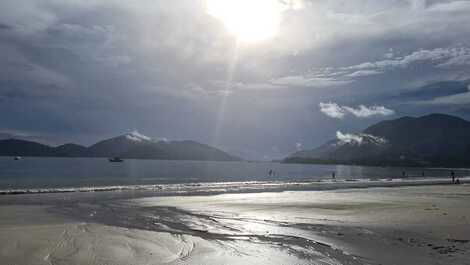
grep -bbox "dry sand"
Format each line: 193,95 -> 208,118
1,184 -> 469,265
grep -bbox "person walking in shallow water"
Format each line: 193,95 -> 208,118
332,172 -> 336,181
451,171 -> 455,184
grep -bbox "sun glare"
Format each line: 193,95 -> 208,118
205,0 -> 284,43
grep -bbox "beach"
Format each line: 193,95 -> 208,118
1,183 -> 469,265
2,1 -> 470,265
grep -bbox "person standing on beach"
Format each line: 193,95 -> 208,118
332,172 -> 336,180
451,171 -> 455,183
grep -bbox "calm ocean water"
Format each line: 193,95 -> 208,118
0,157 -> 469,189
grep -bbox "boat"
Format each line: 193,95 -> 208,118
108,157 -> 124,162
14,156 -> 22,160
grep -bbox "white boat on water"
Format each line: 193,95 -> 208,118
14,156 -> 22,160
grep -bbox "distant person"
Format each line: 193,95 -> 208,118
451,171 -> 455,183
422,171 -> 425,177
456,178 -> 461,184
268,169 -> 273,176
402,171 -> 406,178
332,172 -> 336,180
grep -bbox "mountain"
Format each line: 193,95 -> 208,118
0,132 -> 52,144
151,140 -> 240,161
53,143 -> 88,157
87,133 -> 153,157
285,113 -> 470,167
0,132 -> 240,161
0,139 -> 55,156
88,132 -> 240,161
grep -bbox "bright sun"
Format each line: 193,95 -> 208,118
205,0 -> 284,43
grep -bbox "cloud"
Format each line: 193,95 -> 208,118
311,47 -> 470,83
320,102 -> 395,119
368,47 -> 470,69
319,102 -> 346,119
268,0 -> 470,59
336,131 -> 387,146
270,75 -> 351,88
422,90 -> 470,105
342,105 -> 395,118
126,130 -> 152,142
336,131 -> 363,145
403,81 -> 470,105
437,54 -> 470,68
0,0 -> 470,160
197,74 -> 353,95
346,70 -> 383,78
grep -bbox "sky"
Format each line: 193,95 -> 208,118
1,0 -> 470,160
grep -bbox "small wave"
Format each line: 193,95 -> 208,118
0,177 -> 468,196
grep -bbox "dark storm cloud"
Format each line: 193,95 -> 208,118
1,0 -> 470,159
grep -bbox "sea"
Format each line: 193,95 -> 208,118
0,157 -> 469,194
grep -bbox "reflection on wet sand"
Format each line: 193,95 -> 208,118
1,185 -> 470,265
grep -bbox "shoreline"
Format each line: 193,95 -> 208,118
1,176 -> 468,196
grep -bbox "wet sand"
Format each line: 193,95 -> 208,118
1,184 -> 469,264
